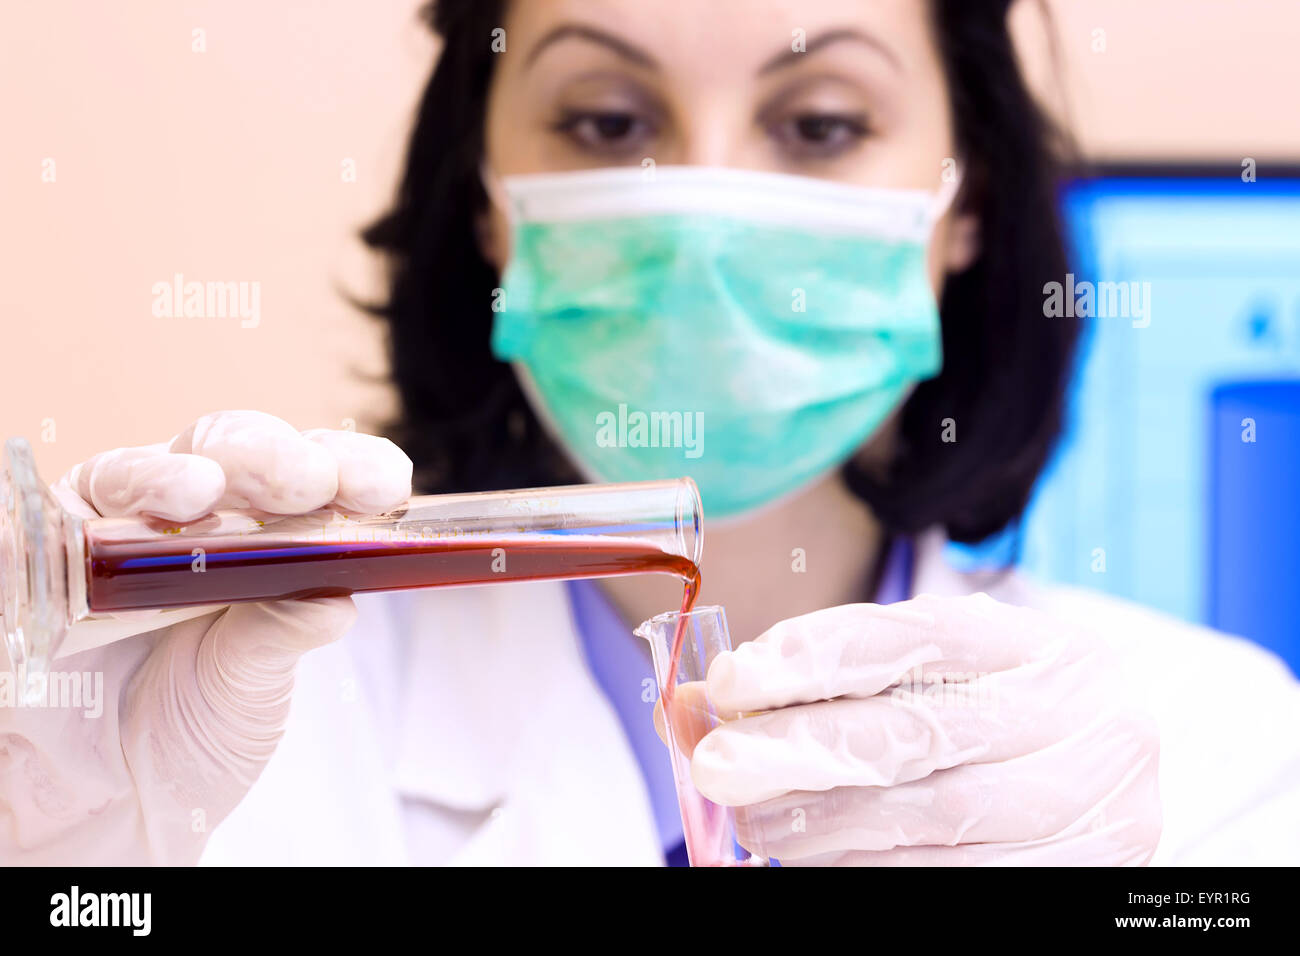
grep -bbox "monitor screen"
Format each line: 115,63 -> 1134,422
977,165 -> 1300,667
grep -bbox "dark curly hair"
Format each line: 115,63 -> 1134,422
361,0 -> 1078,545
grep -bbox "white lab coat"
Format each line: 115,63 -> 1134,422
198,529 -> 1300,866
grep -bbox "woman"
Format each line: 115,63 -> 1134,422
5,0 -> 1298,866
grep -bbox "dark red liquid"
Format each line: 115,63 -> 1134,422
86,530 -> 698,615
662,567 -> 700,705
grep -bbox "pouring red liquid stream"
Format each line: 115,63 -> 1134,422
661,567 -> 699,703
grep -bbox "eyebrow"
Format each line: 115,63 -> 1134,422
760,28 -> 902,74
524,23 -> 660,71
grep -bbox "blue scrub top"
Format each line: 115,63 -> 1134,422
567,536 -> 914,866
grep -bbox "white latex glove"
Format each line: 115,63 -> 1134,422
684,593 -> 1162,866
0,410 -> 412,865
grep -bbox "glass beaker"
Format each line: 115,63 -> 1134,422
636,605 -> 769,867
1,436 -> 701,699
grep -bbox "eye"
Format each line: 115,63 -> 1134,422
770,112 -> 872,158
552,109 -> 655,155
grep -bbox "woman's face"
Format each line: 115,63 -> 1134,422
482,0 -> 979,285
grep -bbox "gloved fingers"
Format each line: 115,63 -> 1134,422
694,652 -> 1117,805
125,598 -> 355,741
207,594 -> 358,670
120,596 -> 356,851
706,602 -> 938,713
57,412 -> 409,521
651,681 -> 726,756
170,410 -> 339,514
65,443 -> 227,522
731,708 -> 1159,861
777,778 -> 1161,866
52,452 -> 219,632
778,833 -> 1148,866
183,596 -> 357,768
707,593 -> 1096,713
301,428 -> 412,514
50,470 -> 101,519
694,695 -> 979,806
52,442 -> 224,633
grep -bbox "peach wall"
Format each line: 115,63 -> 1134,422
1014,0 -> 1300,161
0,1 -> 435,479
3,0 -> 1297,480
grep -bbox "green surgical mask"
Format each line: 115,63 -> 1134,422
489,165 -> 956,519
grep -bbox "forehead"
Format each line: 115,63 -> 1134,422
502,0 -> 937,76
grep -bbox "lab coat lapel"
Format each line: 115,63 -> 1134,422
200,623 -> 409,866
391,581 -> 664,865
390,585 -> 522,809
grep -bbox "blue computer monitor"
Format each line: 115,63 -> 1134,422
995,165 -> 1300,669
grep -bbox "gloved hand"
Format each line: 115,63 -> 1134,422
0,410 -> 412,865
681,593 -> 1162,865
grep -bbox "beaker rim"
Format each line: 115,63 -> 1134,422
634,603 -> 726,639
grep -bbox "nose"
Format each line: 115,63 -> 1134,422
671,97 -> 764,171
